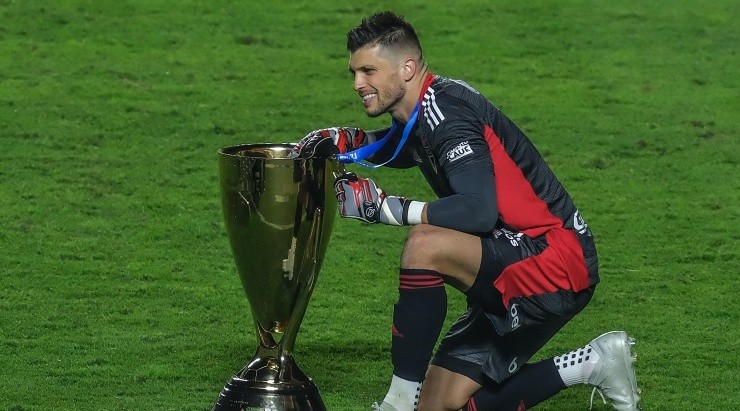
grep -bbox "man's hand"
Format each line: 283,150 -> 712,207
333,172 -> 408,226
289,127 -> 366,159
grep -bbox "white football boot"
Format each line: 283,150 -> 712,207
371,401 -> 400,411
587,331 -> 641,410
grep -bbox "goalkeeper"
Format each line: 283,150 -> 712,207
291,11 -> 640,411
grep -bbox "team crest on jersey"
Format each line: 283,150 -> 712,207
446,141 -> 473,162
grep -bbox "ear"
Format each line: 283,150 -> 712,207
402,58 -> 417,82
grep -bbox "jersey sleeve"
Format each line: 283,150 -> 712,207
423,92 -> 499,232
427,164 -> 498,233
427,96 -> 491,175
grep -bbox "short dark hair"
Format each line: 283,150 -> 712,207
346,11 -> 423,58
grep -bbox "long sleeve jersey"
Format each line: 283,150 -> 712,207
364,73 -> 598,292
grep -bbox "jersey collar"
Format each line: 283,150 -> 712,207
418,72 -> 436,102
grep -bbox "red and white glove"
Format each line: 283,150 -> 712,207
289,127 -> 366,159
333,172 -> 410,226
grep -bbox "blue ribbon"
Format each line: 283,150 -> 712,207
336,102 -> 420,168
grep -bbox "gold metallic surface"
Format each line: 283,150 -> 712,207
214,143 -> 340,410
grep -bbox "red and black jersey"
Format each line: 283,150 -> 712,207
369,73 -> 598,292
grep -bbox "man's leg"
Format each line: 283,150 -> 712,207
376,225 -> 482,411
425,301 -> 572,411
421,332 -> 640,411
419,362 -> 566,411
417,366 -> 480,411
423,280 -> 599,410
378,268 -> 447,411
465,360 -> 566,411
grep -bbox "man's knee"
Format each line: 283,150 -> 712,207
400,225 -> 483,291
401,224 -> 446,268
418,366 -> 479,411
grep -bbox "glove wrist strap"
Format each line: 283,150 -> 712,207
404,201 -> 425,225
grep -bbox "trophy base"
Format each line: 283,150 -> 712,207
213,376 -> 326,411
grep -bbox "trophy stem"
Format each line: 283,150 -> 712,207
280,207 -> 324,355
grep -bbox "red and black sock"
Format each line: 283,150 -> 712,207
464,359 -> 566,410
391,268 -> 447,382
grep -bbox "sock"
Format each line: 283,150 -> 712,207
391,269 -> 447,381
466,359 -> 565,410
553,343 -> 601,386
382,375 -> 422,411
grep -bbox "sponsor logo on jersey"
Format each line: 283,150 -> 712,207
422,88 -> 445,130
446,141 -> 473,162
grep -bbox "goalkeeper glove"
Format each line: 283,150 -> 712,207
289,127 -> 366,159
333,172 -> 417,226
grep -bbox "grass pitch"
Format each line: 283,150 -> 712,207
1,1 -> 737,410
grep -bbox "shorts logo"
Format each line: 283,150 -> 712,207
510,303 -> 521,331
508,357 -> 519,373
446,141 -> 473,162
494,228 -> 523,247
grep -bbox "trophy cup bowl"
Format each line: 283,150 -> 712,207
214,143 -> 341,410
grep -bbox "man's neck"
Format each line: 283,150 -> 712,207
392,68 -> 431,123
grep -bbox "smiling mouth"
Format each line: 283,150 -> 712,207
362,93 -> 377,103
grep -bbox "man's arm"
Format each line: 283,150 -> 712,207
333,164 -> 497,233
424,164 -> 498,233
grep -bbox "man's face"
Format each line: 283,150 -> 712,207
349,44 -> 406,118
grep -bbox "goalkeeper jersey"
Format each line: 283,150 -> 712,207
371,73 -> 599,292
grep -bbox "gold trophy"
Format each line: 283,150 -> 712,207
213,143 -> 341,410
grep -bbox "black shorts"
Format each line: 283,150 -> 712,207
431,227 -> 597,384
432,286 -> 595,384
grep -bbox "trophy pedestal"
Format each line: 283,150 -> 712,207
214,355 -> 326,411
214,378 -> 325,410
214,378 -> 324,410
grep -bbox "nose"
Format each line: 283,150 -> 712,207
353,72 -> 365,93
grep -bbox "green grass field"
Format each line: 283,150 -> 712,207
1,1 -> 737,410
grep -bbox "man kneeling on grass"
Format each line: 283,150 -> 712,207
292,11 -> 641,411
